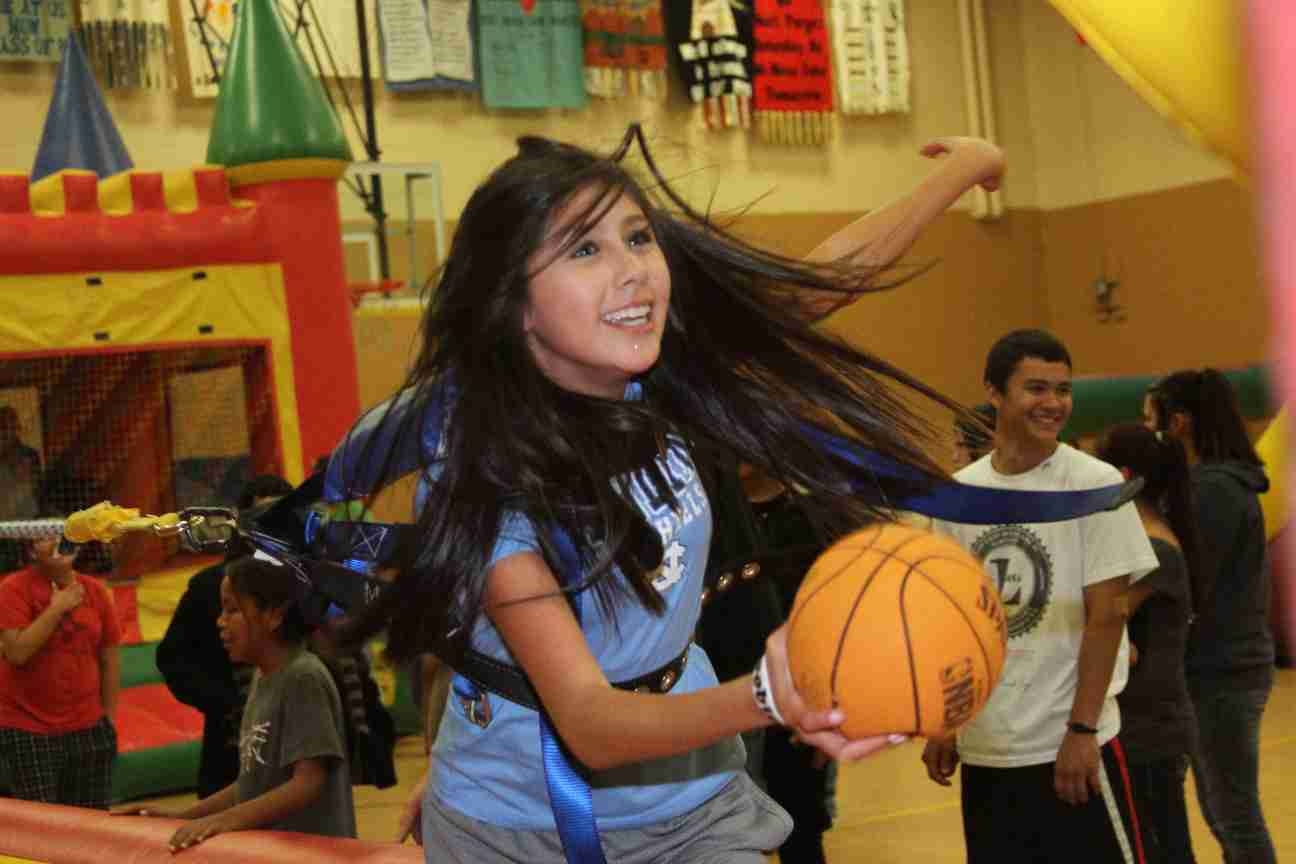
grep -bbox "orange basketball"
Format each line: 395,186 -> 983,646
786,522 -> 1007,739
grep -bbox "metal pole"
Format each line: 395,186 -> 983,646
355,0 -> 391,280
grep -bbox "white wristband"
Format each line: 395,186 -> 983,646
752,653 -> 786,726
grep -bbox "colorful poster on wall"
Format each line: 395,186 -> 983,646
0,0 -> 73,62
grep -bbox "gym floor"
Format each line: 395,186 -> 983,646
133,668 -> 1295,862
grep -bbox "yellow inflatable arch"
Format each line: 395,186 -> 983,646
1047,0 -> 1248,174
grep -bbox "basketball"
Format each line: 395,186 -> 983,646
786,522 -> 1007,739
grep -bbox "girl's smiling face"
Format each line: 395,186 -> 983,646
522,188 -> 670,399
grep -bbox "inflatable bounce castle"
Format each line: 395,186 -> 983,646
0,0 -> 379,808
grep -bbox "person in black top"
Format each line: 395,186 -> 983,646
698,465 -> 834,864
1145,370 -> 1277,864
1097,423 -> 1201,863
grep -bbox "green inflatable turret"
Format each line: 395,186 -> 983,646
207,0 -> 351,184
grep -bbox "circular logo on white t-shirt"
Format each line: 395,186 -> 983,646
971,525 -> 1054,639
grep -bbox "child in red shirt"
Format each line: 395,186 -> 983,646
0,536 -> 121,809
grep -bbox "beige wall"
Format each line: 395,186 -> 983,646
1042,179 -> 1266,378
0,0 -> 1266,412
1015,0 -> 1234,209
0,1 -> 1237,213
1,1 -> 1044,218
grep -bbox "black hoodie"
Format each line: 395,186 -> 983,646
1186,461 -> 1276,686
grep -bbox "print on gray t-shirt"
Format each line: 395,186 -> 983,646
237,648 -> 357,838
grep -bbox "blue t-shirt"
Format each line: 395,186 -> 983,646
427,389 -> 740,831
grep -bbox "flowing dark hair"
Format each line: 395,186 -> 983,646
1147,369 -> 1262,466
340,126 -> 971,664
1096,424 -> 1205,615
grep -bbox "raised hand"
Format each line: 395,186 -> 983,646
919,137 -> 1006,191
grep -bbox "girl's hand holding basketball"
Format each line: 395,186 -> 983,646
761,626 -> 905,763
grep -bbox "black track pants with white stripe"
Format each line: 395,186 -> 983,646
960,737 -> 1146,864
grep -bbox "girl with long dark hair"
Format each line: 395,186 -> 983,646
1096,423 -> 1201,863
1145,370 -> 1277,863
335,126 -> 1005,862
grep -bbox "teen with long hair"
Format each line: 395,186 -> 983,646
334,126 -> 1005,862
1096,423 -> 1201,863
1145,370 -> 1277,863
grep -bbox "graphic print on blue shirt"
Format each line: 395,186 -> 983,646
622,438 -> 708,595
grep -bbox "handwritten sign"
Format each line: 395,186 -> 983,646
0,0 -> 72,62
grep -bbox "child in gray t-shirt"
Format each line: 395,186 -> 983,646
123,556 -> 356,850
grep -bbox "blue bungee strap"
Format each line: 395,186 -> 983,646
540,525 -> 607,864
798,425 -> 1142,523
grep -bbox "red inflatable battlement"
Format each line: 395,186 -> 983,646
0,168 -> 275,275
0,160 -> 361,479
0,799 -> 422,863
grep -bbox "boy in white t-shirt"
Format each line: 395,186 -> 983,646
923,330 -> 1158,863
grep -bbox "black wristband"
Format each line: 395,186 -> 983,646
1067,721 -> 1099,735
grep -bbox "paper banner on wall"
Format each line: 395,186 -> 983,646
581,0 -> 667,100
752,0 -> 834,145
76,0 -> 173,89
830,0 -> 909,115
0,0 -> 72,62
378,0 -> 475,92
476,0 -> 585,110
668,0 -> 753,130
1046,0 -> 1247,174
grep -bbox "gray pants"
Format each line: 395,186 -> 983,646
421,773 -> 792,863
1189,678 -> 1277,864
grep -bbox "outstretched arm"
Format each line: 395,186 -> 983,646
167,759 -> 327,851
794,137 -> 1005,321
486,552 -> 894,772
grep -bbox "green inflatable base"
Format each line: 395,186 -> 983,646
112,740 -> 201,805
